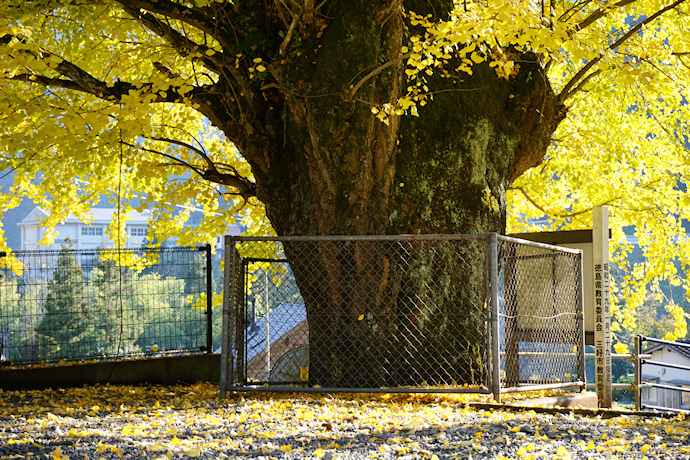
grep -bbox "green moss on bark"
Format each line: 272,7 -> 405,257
245,3 -> 563,388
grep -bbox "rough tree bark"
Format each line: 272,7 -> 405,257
215,1 -> 565,386
210,0 -> 567,386
124,0 -> 565,386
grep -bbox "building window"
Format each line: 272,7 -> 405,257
682,386 -> 690,409
128,226 -> 147,237
81,226 -> 103,236
644,386 -> 657,404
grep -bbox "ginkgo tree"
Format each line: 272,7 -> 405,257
0,0 -> 689,384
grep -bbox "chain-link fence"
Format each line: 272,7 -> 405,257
497,236 -> 586,394
220,234 -> 585,400
0,245 -> 215,366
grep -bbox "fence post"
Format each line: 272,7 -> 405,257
205,244 -> 213,354
220,236 -> 234,398
577,251 -> 587,391
593,205 -> 612,408
263,269 -> 270,380
635,334 -> 642,411
489,233 -> 501,403
0,252 -> 6,363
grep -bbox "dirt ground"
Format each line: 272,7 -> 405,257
0,383 -> 688,459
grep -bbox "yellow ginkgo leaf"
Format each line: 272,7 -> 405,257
185,447 -> 201,457
556,446 -> 571,459
50,447 -> 68,460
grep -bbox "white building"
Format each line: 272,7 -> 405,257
641,340 -> 690,411
18,206 -> 245,251
19,207 -> 151,251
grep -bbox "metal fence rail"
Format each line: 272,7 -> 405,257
0,245 -> 214,366
639,336 -> 690,413
221,234 -> 585,400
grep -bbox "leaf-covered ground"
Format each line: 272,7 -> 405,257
0,383 -> 688,459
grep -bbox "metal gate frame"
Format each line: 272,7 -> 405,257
220,234 -> 586,402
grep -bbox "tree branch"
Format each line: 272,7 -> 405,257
1,33 -> 220,104
118,4 -> 224,74
120,4 -> 261,110
279,14 -> 299,56
8,71 -> 215,106
2,38 -> 257,153
118,0 -> 263,109
149,136 -> 216,171
558,0 -> 593,23
559,0 -> 688,102
9,74 -> 88,93
349,51 -> 412,99
565,68 -> 601,96
510,186 -> 622,219
121,140 -> 205,176
115,0 -> 232,49
0,35 -> 228,114
143,137 -> 257,198
570,0 -> 639,34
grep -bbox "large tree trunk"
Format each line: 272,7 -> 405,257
225,0 -> 565,386
281,237 -> 493,387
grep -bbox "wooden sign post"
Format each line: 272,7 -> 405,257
593,205 -> 612,408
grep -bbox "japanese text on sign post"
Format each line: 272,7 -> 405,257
593,206 -> 612,408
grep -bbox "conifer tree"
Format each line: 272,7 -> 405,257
37,241 -> 95,362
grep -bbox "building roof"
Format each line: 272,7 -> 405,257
19,206 -> 150,226
646,339 -> 690,361
245,303 -> 307,362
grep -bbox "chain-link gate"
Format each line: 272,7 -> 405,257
220,234 -> 585,401
496,235 -> 586,395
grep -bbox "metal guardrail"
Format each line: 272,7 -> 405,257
584,336 -> 690,412
638,336 -> 690,413
585,341 -> 649,410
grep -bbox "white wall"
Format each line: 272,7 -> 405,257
21,225 -> 39,250
642,346 -> 690,410
21,222 -> 147,250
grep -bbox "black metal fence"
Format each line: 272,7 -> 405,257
220,234 -> 586,401
0,245 -> 219,366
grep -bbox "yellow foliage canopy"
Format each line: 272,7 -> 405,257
0,0 -> 688,339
